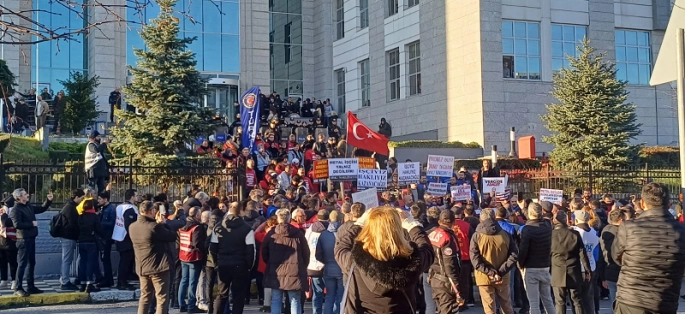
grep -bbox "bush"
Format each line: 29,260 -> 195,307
389,140 -> 482,149
49,142 -> 88,154
638,146 -> 679,168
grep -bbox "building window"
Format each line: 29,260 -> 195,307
615,30 -> 651,85
336,0 -> 344,40
360,0 -> 369,29
407,0 -> 419,8
502,21 -> 540,80
359,59 -> 370,107
387,49 -> 400,101
388,0 -> 398,17
552,24 -> 586,74
407,41 -> 421,95
335,69 -> 346,114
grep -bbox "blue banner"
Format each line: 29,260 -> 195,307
240,86 -> 261,154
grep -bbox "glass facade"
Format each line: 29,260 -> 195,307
270,0 -> 303,96
32,0 -> 88,94
552,24 -> 586,74
615,30 -> 651,85
502,21 -> 540,80
126,0 -> 240,74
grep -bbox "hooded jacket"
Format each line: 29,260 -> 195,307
10,199 -> 52,239
210,214 -> 255,269
316,221 -> 342,278
243,209 -> 266,231
262,223 -> 309,291
306,220 -> 329,277
60,199 -> 81,240
470,219 -> 518,286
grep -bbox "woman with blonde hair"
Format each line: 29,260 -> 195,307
583,205 -> 602,230
334,206 -> 434,314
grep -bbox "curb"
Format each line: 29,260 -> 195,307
89,289 -> 141,302
0,292 -> 90,309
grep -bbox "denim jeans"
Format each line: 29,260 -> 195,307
422,273 -> 436,313
179,261 -> 203,310
271,289 -> 301,314
522,267 -> 555,314
323,276 -> 343,314
607,281 -> 617,302
15,238 -> 36,290
311,277 -> 325,314
77,242 -> 98,283
60,239 -> 76,285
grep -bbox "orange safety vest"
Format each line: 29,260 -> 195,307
179,225 -> 203,262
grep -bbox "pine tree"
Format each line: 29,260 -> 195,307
58,71 -> 100,135
0,59 -> 17,99
541,39 -> 642,170
111,0 -> 217,158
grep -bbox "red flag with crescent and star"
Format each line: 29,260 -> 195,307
346,111 -> 390,156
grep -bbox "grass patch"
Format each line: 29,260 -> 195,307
0,134 -> 50,162
0,292 -> 90,309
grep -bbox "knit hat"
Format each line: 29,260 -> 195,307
317,209 -> 330,221
573,210 -> 590,223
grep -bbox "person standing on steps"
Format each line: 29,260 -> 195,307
9,188 -> 53,297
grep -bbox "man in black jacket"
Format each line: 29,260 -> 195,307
9,188 -> 53,296
427,210 -> 462,314
550,211 -> 590,314
59,189 -> 85,291
612,182 -> 685,314
599,209 -> 623,302
85,131 -> 110,193
210,201 -> 255,314
518,203 -> 554,314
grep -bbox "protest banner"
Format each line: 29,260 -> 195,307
426,155 -> 455,177
539,188 -> 564,204
312,160 -> 329,179
358,157 -> 376,169
398,162 -> 420,182
427,182 -> 448,195
357,169 -> 387,188
451,185 -> 472,201
352,188 -> 379,209
482,175 -> 508,194
328,158 -> 359,180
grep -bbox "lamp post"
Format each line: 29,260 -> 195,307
509,127 -> 517,157
491,145 -> 498,166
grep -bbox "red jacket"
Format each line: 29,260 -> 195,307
255,231 -> 268,273
452,219 -> 472,261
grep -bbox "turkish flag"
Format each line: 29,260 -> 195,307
346,111 -> 390,156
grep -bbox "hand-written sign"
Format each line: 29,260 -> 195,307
426,155 -> 455,177
539,188 -> 563,205
352,188 -> 379,210
313,160 -> 329,179
482,176 -> 507,194
398,162 -> 420,182
328,158 -> 359,180
357,169 -> 387,188
427,182 -> 448,195
451,185 -> 472,201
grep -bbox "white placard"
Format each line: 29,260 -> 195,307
427,182 -> 448,195
426,155 -> 455,177
451,185 -> 472,201
482,175 -> 508,194
328,158 -> 359,180
398,162 -> 420,182
352,188 -> 379,210
539,188 -> 563,205
358,169 -> 388,188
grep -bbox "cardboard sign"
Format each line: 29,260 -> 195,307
451,185 -> 472,201
352,188 -> 379,210
358,157 -> 376,169
313,160 -> 329,179
482,175 -> 508,194
358,169 -> 387,188
426,155 -> 455,177
328,158 -> 359,180
398,162 -> 420,182
539,188 -> 564,205
427,182 -> 448,195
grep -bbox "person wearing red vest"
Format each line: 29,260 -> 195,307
452,206 -> 475,311
0,202 -> 18,290
177,207 -> 207,313
245,159 -> 257,191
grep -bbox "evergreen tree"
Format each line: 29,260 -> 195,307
111,0 -> 217,158
541,39 -> 642,170
58,71 -> 100,135
0,59 -> 17,99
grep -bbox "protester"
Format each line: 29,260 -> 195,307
177,206 -> 207,313
517,203 -> 555,314
427,210 -> 462,314
315,210 -> 343,314
599,209 -> 623,301
77,199 -> 104,292
452,206 -> 474,311
0,199 -> 17,292
550,210 -> 590,314
59,189 -> 85,291
98,191 -> 116,288
85,130 -> 110,193
572,208 -> 600,314
113,189 -> 140,290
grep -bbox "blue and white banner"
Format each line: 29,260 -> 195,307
240,86 -> 261,155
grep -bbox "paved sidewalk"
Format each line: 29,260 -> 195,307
0,279 -> 140,296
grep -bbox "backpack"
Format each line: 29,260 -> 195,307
49,212 -> 66,238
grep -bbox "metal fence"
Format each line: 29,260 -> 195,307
504,165 -> 681,201
0,154 -> 242,208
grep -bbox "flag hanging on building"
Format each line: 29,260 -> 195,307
346,111 -> 390,156
240,86 -> 261,155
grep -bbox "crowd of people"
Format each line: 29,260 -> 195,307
2,87 -> 65,134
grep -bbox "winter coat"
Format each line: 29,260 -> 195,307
334,224 -> 434,314
470,219 -> 518,286
518,219 -> 552,269
612,208 -> 685,313
99,202 -> 116,239
305,221 -> 329,277
182,197 -> 202,212
243,210 -> 265,231
60,199 -> 81,240
129,215 -> 177,276
10,200 -> 52,239
599,224 -> 620,282
210,214 -> 255,269
550,225 -> 591,289
0,213 -> 16,250
262,223 -> 309,291
316,221 -> 342,278
78,209 -> 104,243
